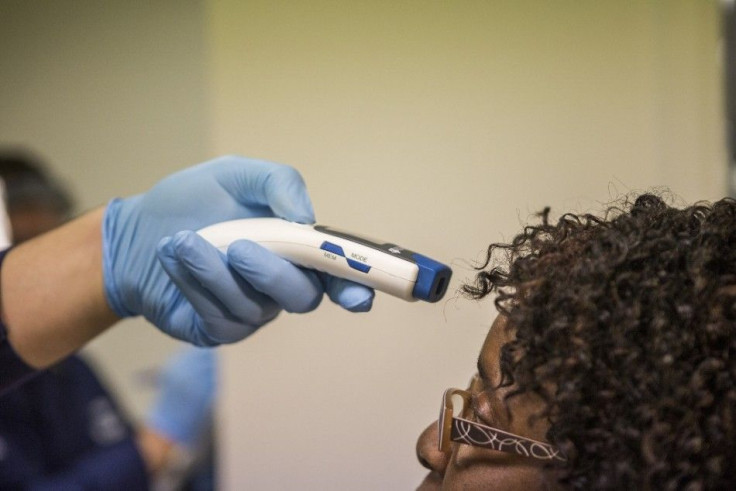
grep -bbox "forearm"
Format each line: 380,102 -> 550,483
0,207 -> 120,368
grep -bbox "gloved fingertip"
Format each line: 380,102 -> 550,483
156,236 -> 175,257
171,231 -> 219,267
337,285 -> 375,313
344,296 -> 374,313
171,230 -> 197,249
285,290 -> 323,314
226,239 -> 262,267
274,204 -> 314,225
285,192 -> 315,225
267,167 -> 315,224
286,213 -> 315,225
158,235 -> 173,246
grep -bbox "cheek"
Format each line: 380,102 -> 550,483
441,446 -> 548,491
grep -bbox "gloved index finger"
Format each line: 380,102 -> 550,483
216,156 -> 315,224
227,239 -> 324,313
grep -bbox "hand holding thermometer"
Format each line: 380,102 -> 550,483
197,218 -> 452,302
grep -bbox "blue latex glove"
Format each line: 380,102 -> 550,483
103,155 -> 374,345
147,347 -> 216,448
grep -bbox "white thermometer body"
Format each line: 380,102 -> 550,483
197,218 -> 452,303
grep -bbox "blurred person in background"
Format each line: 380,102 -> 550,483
0,152 -> 215,490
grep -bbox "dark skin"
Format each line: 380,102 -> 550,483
416,315 -> 558,490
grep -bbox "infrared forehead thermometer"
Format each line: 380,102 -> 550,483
197,218 -> 452,302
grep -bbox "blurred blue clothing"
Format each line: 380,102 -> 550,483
0,354 -> 149,490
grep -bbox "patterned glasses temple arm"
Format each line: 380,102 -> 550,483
439,387 -> 566,462
450,417 -> 566,461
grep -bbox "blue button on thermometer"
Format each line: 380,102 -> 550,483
197,218 -> 452,302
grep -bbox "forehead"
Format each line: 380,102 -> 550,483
478,315 -> 514,384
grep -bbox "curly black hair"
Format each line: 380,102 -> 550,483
464,194 -> 736,490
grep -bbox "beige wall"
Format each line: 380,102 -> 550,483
0,0 -> 209,418
208,1 -> 726,489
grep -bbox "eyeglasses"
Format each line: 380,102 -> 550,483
438,377 -> 566,462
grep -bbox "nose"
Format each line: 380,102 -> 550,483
416,421 -> 450,475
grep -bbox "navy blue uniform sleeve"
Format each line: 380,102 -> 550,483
0,355 -> 150,490
0,247 -> 38,394
26,439 -> 149,491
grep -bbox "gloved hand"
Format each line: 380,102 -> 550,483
103,155 -> 374,345
147,347 -> 216,448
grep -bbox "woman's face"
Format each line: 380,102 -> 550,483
415,315 -> 558,490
